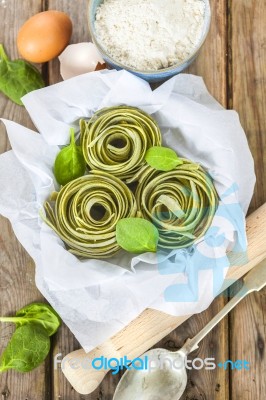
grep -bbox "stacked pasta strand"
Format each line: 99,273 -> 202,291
133,161 -> 218,249
43,106 -> 218,259
80,106 -> 162,180
44,172 -> 137,258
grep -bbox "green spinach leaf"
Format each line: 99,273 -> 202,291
116,218 -> 159,253
0,303 -> 61,337
0,324 -> 50,373
145,146 -> 183,171
54,128 -> 86,185
0,44 -> 44,106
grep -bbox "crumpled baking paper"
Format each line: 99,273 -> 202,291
0,70 -> 255,352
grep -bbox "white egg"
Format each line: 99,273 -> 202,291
59,42 -> 106,80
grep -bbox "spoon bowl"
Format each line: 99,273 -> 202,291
113,348 -> 187,400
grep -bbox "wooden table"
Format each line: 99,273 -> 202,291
0,0 -> 265,399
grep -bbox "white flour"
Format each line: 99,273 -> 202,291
95,0 -> 205,71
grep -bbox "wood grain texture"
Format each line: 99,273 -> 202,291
188,0 -> 227,106
229,0 -> 266,399
229,283 -> 266,400
0,1 -> 50,400
46,1 -> 94,399
48,0 -> 90,85
229,0 -> 266,213
182,1 -> 229,398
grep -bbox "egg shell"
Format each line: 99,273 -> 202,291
17,10 -> 72,63
59,43 -> 106,80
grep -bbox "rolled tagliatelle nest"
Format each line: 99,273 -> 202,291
80,106 -> 162,180
43,171 -> 137,258
132,159 -> 219,249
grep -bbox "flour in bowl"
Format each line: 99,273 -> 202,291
95,0 -> 206,71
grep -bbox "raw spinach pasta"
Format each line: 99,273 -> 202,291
80,106 -> 162,180
44,106 -> 219,259
133,160 -> 218,249
43,171 -> 137,258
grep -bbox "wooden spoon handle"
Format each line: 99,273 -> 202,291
62,203 -> 266,395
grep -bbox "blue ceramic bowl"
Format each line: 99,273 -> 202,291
88,0 -> 211,83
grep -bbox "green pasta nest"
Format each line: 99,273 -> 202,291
43,106 -> 218,259
80,106 -> 162,180
133,161 -> 218,249
44,171 -> 137,258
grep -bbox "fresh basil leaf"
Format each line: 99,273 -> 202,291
0,44 -> 44,106
54,128 -> 86,186
145,146 -> 183,171
116,218 -> 159,253
0,324 -> 50,373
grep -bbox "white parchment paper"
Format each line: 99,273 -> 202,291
0,70 -> 255,351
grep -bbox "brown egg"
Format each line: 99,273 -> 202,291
17,10 -> 72,63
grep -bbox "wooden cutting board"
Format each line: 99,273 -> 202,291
62,203 -> 266,395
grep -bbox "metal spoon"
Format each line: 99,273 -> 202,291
113,258 -> 266,400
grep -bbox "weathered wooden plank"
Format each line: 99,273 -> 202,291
48,0 -> 90,86
47,2 -> 95,399
179,0 -> 229,398
229,282 -> 266,400
229,0 -> 266,214
0,1 -> 50,399
229,0 -> 266,399
188,0 -> 227,106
